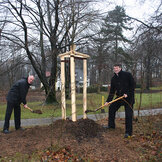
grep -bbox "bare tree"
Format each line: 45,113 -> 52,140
0,0 -> 99,103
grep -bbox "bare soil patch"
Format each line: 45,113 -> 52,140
0,116 -> 161,161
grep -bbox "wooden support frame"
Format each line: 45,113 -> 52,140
58,45 -> 90,121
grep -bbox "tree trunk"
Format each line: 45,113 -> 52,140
45,46 -> 58,104
146,55 -> 151,90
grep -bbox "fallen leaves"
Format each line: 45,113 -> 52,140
40,146 -> 86,161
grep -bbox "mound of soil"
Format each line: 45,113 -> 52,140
0,117 -> 161,161
52,118 -> 104,141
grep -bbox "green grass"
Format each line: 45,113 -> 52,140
134,92 -> 162,109
0,91 -> 162,121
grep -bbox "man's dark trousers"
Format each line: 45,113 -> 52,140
3,102 -> 21,130
108,100 -> 133,135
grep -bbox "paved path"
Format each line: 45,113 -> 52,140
0,108 -> 161,129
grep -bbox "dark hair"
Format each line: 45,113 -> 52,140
113,63 -> 122,68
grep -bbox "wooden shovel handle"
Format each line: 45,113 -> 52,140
106,95 -> 125,105
96,95 -> 125,111
25,106 -> 33,112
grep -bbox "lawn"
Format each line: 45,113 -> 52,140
0,90 -> 161,120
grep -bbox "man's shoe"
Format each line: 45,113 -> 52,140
103,125 -> 115,129
16,127 -> 25,131
124,133 -> 132,138
3,129 -> 10,134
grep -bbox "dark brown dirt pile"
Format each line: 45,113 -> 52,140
52,118 -> 104,141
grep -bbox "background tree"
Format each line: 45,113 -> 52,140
131,3 -> 162,90
0,0 -> 99,103
101,5 -> 132,63
88,33 -> 111,92
87,5 -> 133,89
0,0 -> 161,99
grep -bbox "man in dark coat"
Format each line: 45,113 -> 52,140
105,64 -> 135,138
3,75 -> 35,134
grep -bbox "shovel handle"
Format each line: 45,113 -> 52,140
106,95 -> 125,105
85,96 -> 125,114
25,106 -> 33,112
96,95 -> 125,111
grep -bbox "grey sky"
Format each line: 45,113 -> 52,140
97,0 -> 161,20
95,0 -> 161,38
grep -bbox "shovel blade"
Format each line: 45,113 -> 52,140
85,110 -> 95,113
32,110 -> 42,114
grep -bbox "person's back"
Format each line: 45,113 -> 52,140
7,78 -> 29,104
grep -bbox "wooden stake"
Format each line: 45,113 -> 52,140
83,59 -> 87,119
61,56 -> 66,119
70,55 -> 76,121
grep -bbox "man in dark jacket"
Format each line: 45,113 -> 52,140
105,64 -> 135,138
3,75 -> 35,134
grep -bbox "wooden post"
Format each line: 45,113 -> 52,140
60,56 -> 66,119
70,55 -> 76,121
102,96 -> 104,105
101,96 -> 105,113
83,59 -> 87,119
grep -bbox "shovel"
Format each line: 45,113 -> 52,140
25,105 -> 42,114
85,95 -> 125,113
